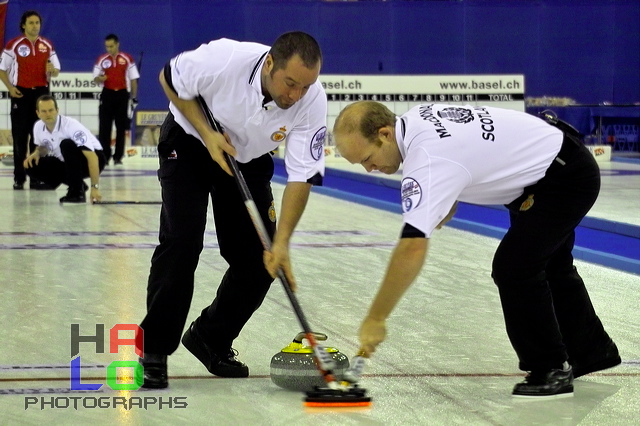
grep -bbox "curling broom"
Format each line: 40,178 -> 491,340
197,96 -> 371,408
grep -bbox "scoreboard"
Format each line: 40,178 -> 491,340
320,74 -> 525,133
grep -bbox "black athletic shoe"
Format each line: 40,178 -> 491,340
30,180 -> 55,190
13,182 -> 24,190
59,192 -> 86,204
512,365 -> 574,399
181,322 -> 249,378
572,339 -> 621,379
138,353 -> 168,389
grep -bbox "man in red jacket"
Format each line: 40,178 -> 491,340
0,10 -> 61,190
93,34 -> 139,166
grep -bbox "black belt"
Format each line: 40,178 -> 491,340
552,133 -> 582,166
538,110 -> 583,167
16,85 -> 48,90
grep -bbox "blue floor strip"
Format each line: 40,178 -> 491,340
274,158 -> 639,275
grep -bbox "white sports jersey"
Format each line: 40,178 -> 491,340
168,38 -> 328,183
33,115 -> 102,162
398,104 -> 563,237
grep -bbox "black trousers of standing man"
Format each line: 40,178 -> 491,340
98,88 -> 130,164
140,113 -> 276,355
492,133 -> 615,373
11,85 -> 49,184
25,140 -> 106,192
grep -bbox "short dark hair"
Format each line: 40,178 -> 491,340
105,34 -> 119,43
269,31 -> 322,73
36,94 -> 58,110
20,10 -> 42,33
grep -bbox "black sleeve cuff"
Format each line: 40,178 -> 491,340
163,62 -> 176,94
401,223 -> 426,239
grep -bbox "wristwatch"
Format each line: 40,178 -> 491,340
91,184 -> 99,189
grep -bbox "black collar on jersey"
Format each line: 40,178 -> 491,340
248,51 -> 268,85
249,51 -> 271,107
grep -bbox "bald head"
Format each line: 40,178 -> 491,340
332,101 -> 402,174
333,101 -> 396,145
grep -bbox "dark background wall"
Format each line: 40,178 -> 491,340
4,0 -> 639,110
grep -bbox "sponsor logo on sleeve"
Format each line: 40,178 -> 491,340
310,126 -> 327,161
401,177 -> 422,212
73,131 -> 87,146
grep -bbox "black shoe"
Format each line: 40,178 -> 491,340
13,182 -> 24,190
138,353 -> 168,389
59,192 -> 86,204
181,322 -> 249,378
30,180 -> 55,190
572,340 -> 621,379
512,364 -> 574,399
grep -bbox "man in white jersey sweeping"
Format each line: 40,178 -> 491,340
333,101 -> 620,398
137,32 -> 327,389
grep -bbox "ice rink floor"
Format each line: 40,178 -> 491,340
0,156 -> 638,425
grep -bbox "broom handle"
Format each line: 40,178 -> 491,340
197,96 -> 338,384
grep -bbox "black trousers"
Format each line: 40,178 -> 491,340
25,140 -> 105,192
140,114 -> 276,355
98,89 -> 130,163
492,134 -> 611,371
11,86 -> 50,184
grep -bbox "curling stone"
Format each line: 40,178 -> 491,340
0,153 -> 13,167
270,332 -> 349,392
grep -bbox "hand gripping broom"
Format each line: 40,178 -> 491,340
197,96 -> 370,408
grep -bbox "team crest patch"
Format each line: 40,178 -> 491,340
101,59 -> 113,69
18,45 -> 30,57
73,131 -> 87,146
271,126 -> 287,143
118,57 -> 127,65
310,126 -> 327,161
519,194 -> 534,211
437,107 -> 474,124
401,178 -> 422,212
38,43 -> 48,53
268,201 -> 277,222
